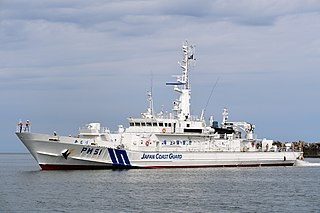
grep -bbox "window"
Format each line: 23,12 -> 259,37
184,129 -> 202,133
186,124 -> 190,127
141,123 -> 146,126
159,123 -> 164,127
135,123 -> 140,126
129,123 -> 134,126
168,123 -> 172,127
146,122 -> 152,126
153,122 -> 157,126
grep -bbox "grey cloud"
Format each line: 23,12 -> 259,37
209,0 -> 320,25
3,0 -> 320,29
1,0 -> 320,152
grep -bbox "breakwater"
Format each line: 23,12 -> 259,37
272,141 -> 320,158
302,143 -> 320,158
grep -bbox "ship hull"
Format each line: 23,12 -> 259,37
16,132 -> 301,170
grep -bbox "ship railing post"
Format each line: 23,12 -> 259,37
16,125 -> 30,133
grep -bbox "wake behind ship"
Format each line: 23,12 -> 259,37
16,42 -> 303,170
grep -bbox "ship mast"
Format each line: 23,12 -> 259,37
141,75 -> 155,119
166,41 -> 195,121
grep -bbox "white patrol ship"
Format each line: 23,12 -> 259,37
16,42 -> 303,170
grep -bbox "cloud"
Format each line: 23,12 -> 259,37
209,0 -> 320,25
1,0 -> 320,152
2,0 -> 319,35
1,0 -> 320,81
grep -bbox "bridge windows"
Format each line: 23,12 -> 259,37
129,121 -> 174,129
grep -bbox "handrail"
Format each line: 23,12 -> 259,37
16,125 -> 31,133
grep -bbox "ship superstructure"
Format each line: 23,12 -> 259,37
16,42 -> 303,170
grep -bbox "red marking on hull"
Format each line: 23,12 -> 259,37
40,163 -> 294,170
144,163 -> 294,169
40,164 -> 111,170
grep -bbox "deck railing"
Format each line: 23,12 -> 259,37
16,125 -> 31,133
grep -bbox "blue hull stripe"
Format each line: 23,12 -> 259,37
115,149 -> 131,166
107,148 -> 117,164
107,148 -> 131,166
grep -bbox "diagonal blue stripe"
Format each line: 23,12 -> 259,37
115,149 -> 131,166
107,148 -> 117,164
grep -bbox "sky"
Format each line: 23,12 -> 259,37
1,0 -> 320,152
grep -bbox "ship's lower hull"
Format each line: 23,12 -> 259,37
39,162 -> 295,170
17,132 -> 302,170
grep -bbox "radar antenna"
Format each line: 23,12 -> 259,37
166,41 -> 196,121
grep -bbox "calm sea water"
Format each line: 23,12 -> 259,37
1,154 -> 320,213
